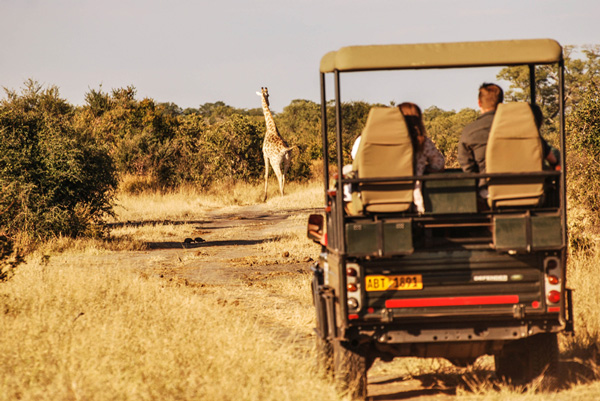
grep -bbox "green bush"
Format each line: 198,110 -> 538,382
0,80 -> 117,239
424,106 -> 478,168
565,85 -> 600,252
566,86 -> 600,212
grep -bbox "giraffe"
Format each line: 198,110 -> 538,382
256,87 -> 293,201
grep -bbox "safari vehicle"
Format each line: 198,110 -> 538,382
308,39 -> 573,399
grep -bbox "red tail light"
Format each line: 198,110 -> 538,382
547,290 -> 560,304
346,267 -> 358,277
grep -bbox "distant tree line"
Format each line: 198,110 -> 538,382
0,46 -> 598,249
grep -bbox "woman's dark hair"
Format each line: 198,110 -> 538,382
399,102 -> 426,152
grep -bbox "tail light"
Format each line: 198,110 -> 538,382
544,256 -> 562,309
547,290 -> 560,304
346,262 -> 362,313
347,297 -> 359,309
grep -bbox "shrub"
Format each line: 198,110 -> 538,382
0,80 -> 117,240
566,86 -> 600,211
565,85 -> 600,252
424,106 -> 478,168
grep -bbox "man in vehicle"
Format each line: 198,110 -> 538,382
458,82 -> 503,198
458,83 -> 558,199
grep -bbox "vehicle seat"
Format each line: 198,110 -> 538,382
351,107 -> 414,213
486,102 -> 544,208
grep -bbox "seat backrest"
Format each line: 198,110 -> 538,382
352,107 -> 413,213
486,102 -> 544,208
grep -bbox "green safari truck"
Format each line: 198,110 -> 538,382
307,39 -> 573,399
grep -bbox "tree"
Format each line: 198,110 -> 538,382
497,45 -> 600,143
423,106 -> 478,168
277,99 -> 322,162
0,80 -> 117,239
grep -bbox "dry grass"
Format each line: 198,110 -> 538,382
3,178 -> 600,400
111,178 -> 322,223
0,180 -> 335,401
0,258 -> 337,401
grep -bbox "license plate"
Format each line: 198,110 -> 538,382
365,274 -> 423,291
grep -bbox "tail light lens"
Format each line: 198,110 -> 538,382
348,297 -> 359,309
545,258 -> 558,272
547,290 -> 560,304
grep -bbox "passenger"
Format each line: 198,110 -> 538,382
398,102 -> 445,213
458,83 -> 503,198
458,83 -> 558,199
344,103 -> 444,213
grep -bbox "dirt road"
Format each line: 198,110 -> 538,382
107,203 -> 470,400
104,203 -> 588,400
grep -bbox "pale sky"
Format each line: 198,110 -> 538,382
1,0 -> 598,113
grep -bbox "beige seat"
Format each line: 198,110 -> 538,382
351,107 -> 414,213
486,103 -> 544,208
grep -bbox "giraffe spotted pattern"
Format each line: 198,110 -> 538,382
256,87 -> 294,201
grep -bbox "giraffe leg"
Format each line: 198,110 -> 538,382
263,153 -> 270,202
281,152 -> 291,196
272,162 -> 285,197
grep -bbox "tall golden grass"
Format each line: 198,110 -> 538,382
1,178 -> 600,400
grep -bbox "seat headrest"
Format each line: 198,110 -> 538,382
489,102 -> 539,141
486,102 -> 544,208
361,107 -> 411,145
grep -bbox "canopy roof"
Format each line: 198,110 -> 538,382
320,39 -> 562,73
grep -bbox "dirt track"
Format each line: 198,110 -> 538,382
104,203 -> 588,400
107,203 -> 464,400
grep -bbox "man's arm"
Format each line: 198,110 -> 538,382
458,139 -> 476,173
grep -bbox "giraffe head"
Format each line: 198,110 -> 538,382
256,87 -> 269,106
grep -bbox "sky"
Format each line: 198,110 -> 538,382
1,0 -> 598,113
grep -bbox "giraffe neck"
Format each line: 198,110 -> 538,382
260,96 -> 280,139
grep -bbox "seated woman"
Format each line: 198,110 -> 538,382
345,102 -> 445,214
398,102 -> 445,213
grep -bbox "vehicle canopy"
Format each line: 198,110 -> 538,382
318,38 -> 566,254
320,39 -> 562,72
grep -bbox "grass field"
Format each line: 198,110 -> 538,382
1,179 -> 600,400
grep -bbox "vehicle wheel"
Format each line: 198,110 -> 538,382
333,340 -> 368,400
526,333 -> 559,390
495,333 -> 559,389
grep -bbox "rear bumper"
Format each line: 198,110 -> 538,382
353,318 -> 563,344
